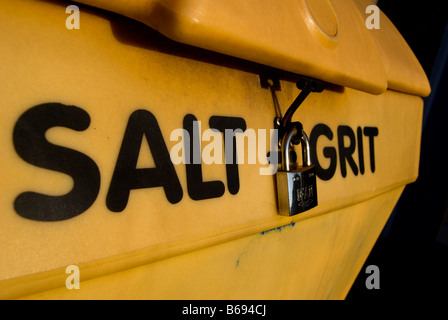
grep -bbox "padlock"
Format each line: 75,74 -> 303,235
276,125 -> 318,216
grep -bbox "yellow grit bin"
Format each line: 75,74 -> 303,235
0,0 -> 430,299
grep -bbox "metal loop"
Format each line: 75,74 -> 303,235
281,127 -> 298,171
301,129 -> 311,167
279,76 -> 324,129
281,126 -> 312,171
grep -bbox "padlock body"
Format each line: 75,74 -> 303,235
276,165 -> 318,216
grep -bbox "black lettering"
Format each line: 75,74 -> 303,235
337,125 -> 358,177
183,114 -> 225,200
310,123 -> 337,181
209,116 -> 246,195
357,126 -> 365,175
13,103 -> 100,221
106,110 -> 182,212
363,127 -> 379,173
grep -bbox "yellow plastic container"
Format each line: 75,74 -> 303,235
0,0 -> 430,299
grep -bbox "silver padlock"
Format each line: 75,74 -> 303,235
276,126 -> 318,216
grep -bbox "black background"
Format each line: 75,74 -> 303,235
347,0 -> 448,300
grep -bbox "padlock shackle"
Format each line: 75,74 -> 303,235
301,129 -> 311,167
281,127 -> 312,171
281,127 -> 297,171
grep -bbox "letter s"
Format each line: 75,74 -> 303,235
13,103 -> 100,221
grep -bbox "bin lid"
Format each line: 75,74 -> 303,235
73,0 -> 430,97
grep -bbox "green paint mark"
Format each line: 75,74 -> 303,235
260,222 -> 295,235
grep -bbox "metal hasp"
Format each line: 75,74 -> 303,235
276,76 -> 324,145
275,76 -> 321,217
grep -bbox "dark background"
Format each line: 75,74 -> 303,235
347,0 -> 448,300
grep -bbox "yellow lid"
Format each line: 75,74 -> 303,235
71,0 -> 431,96
73,0 -> 430,96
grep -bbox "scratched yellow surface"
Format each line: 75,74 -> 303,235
0,0 -> 428,299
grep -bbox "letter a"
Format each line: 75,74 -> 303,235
365,5 -> 380,29
365,265 -> 380,289
66,5 -> 80,29
66,265 -> 80,289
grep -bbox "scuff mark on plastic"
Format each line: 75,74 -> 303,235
260,222 -> 295,235
235,222 -> 296,269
